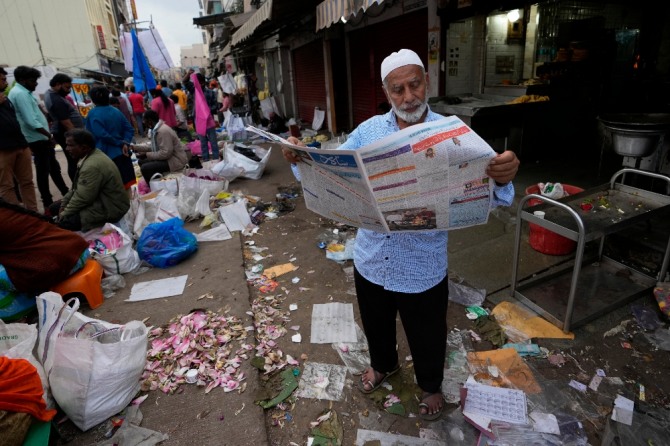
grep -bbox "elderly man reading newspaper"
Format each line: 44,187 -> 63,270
282,49 -> 520,420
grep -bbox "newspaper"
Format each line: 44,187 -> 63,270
246,116 -> 497,232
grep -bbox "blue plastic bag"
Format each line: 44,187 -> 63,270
137,218 -> 198,268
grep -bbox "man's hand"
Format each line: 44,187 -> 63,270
486,150 -> 520,185
122,144 -> 130,156
0,93 -> 6,105
281,136 -> 305,164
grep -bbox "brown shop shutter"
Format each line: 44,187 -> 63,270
349,9 -> 428,127
293,40 -> 327,125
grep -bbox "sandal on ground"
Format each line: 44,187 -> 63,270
418,392 -> 445,421
357,365 -> 400,394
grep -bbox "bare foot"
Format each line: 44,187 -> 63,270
359,367 -> 384,392
418,392 -> 444,420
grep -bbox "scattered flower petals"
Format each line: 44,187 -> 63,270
383,394 -> 401,408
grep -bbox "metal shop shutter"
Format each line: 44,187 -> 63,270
349,9 -> 428,127
293,40 -> 327,125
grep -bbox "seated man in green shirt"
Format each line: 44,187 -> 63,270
50,129 -> 130,231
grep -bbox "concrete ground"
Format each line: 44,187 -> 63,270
30,142 -> 669,445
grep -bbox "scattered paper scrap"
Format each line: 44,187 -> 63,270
463,381 -> 528,425
569,380 -> 587,393
263,263 -> 298,278
297,362 -> 347,401
611,395 -> 634,425
196,224 -> 232,242
127,275 -> 188,302
588,375 -> 603,392
331,324 -> 370,375
310,303 -> 357,344
219,200 -> 253,232
356,429 -> 444,446
529,410 -> 561,435
291,333 -> 302,343
289,303 -> 298,311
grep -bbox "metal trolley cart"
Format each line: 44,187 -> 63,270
510,168 -> 670,332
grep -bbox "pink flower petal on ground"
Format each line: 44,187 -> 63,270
132,394 -> 149,406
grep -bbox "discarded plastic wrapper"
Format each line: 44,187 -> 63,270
263,262 -> 298,278
491,301 -> 575,341
501,342 -> 542,357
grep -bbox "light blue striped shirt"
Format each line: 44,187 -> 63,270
339,108 -> 515,293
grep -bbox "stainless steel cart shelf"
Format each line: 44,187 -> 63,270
510,168 -> 670,332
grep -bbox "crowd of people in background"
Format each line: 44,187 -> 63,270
0,64 -> 232,232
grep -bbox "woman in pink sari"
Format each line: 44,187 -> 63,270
191,73 -> 219,161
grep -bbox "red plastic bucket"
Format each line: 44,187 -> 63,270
525,184 -> 584,256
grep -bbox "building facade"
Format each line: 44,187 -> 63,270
181,44 -> 209,70
0,0 -> 128,76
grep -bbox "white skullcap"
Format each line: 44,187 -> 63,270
381,49 -> 424,81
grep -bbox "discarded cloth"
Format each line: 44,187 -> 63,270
0,357 -> 56,422
473,315 -> 506,347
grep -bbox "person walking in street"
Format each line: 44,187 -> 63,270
0,67 -> 38,211
191,73 -> 219,162
170,94 -> 193,141
85,86 -> 136,190
282,49 -> 520,421
8,66 -> 68,209
51,129 -> 130,231
172,82 -> 188,115
44,73 -> 83,182
128,85 -> 146,136
149,88 -> 178,129
159,79 -> 172,98
111,89 -> 136,133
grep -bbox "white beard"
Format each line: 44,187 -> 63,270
392,100 -> 428,123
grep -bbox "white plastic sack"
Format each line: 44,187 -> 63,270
181,169 -> 227,196
0,320 -> 53,409
149,173 -> 178,196
82,223 -> 141,275
36,292 -> 148,431
223,146 -> 271,180
223,109 -> 233,129
211,157 -> 245,182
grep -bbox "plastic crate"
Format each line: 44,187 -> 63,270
525,184 -> 584,256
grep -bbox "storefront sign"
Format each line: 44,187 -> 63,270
96,25 -> 106,50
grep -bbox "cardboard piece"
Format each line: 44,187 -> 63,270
491,301 -> 575,341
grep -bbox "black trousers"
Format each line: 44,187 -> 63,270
354,267 -> 449,393
139,159 -> 170,184
29,139 -> 69,207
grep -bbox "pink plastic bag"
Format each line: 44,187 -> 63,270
137,178 -> 151,195
187,140 -> 201,156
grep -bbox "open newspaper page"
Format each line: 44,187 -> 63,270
355,117 -> 496,231
245,126 -> 386,231
246,117 -> 496,232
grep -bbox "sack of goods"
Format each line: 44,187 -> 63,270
36,292 -> 148,431
149,173 -> 179,196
